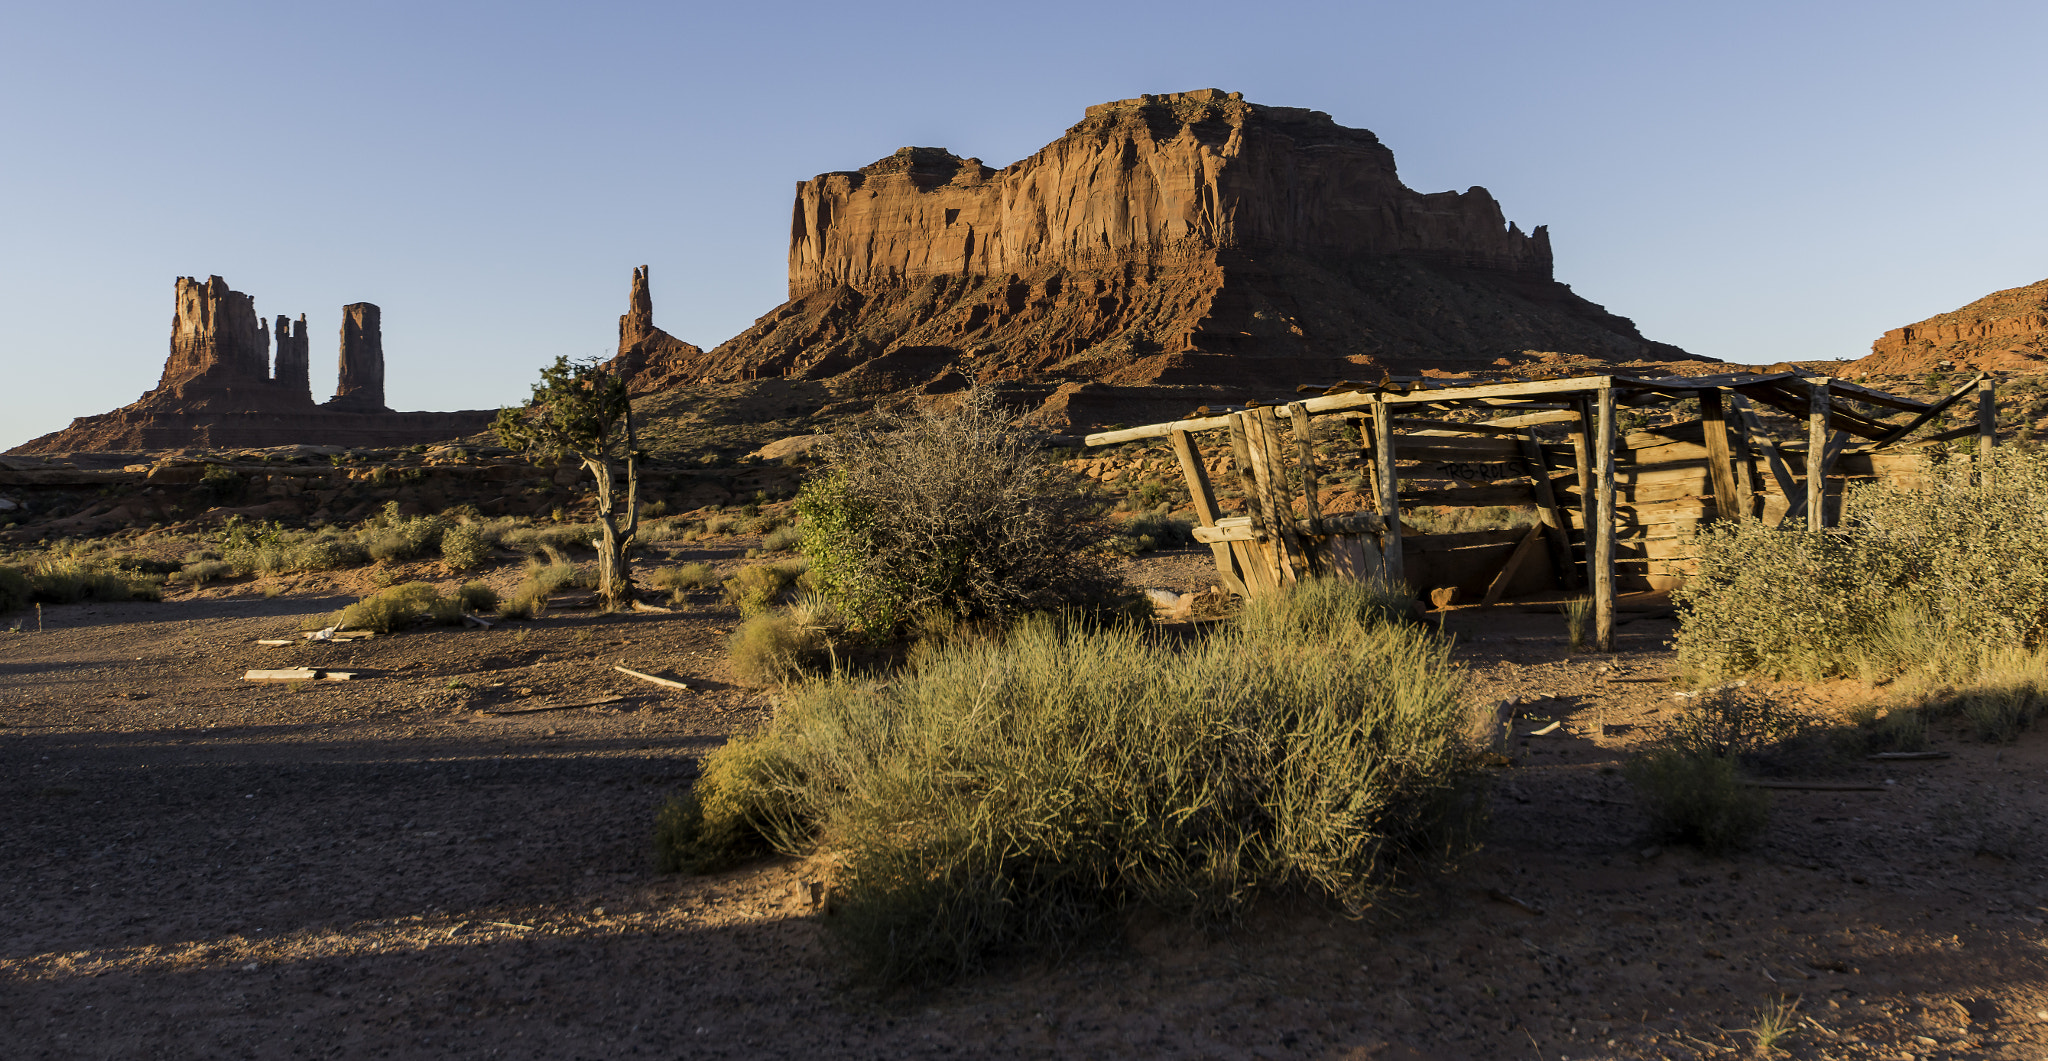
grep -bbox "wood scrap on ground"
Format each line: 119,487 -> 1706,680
613,665 -> 691,691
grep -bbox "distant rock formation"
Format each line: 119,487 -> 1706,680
605,266 -> 706,395
9,277 -> 492,454
329,303 -> 388,411
1851,278 -> 2048,376
623,90 -> 1699,419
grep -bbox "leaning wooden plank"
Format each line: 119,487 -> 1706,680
1193,524 -> 1262,544
1287,401 -> 1325,535
613,665 -> 692,692
1730,393 -> 1797,503
1247,408 -> 1306,582
1826,377 -> 1933,413
482,694 -> 633,716
1700,389 -> 1744,524
1171,427 -> 1248,597
1372,399 -> 1405,588
1978,376 -> 1997,486
245,668 -> 319,682
1482,408 -> 1591,429
1481,523 -> 1547,605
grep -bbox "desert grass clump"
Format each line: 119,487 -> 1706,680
646,562 -> 721,605
1623,687 -> 1793,854
722,559 -> 807,617
361,502 -> 448,563
497,559 -> 580,619
726,607 -> 835,687
797,386 -> 1127,633
657,576 -> 1482,983
759,523 -> 803,554
313,582 -> 466,634
175,558 -> 234,585
1560,595 -> 1594,651
23,557 -> 162,604
456,580 -> 499,614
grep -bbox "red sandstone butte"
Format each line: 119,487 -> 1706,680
614,89 -> 1700,415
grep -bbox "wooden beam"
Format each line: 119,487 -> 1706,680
1254,405 -> 1312,579
1481,523 -> 1546,605
1170,427 -> 1247,597
1594,384 -> 1617,652
1699,388 -> 1744,523
1373,399 -> 1406,589
1226,414 -> 1278,594
1808,378 -> 1831,529
1729,393 -> 1797,503
1570,398 -> 1596,597
1481,408 -> 1587,429
1520,427 -> 1578,590
1979,376 -> 1997,489
1872,371 -> 1987,448
1287,401 -> 1324,534
1778,432 -> 1849,528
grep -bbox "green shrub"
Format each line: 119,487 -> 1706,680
499,523 -> 596,554
440,524 -> 490,571
1677,450 -> 2048,684
658,577 -> 1481,983
25,558 -> 162,604
703,515 -> 740,537
797,388 -> 1125,633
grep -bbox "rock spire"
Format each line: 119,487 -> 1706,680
330,303 -> 387,411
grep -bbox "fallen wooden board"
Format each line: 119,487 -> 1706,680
302,629 -> 374,641
481,694 -> 632,716
254,639 -> 294,646
1744,779 -> 1889,791
245,668 -> 318,681
614,665 -> 692,691
630,600 -> 674,614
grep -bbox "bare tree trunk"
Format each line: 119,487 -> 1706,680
587,404 -> 640,612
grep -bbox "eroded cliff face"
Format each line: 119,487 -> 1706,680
787,89 -> 1551,297
1853,278 -> 2048,375
151,276 -> 301,410
632,90 -> 1693,420
328,303 -> 388,411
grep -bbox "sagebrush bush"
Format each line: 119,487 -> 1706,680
647,562 -> 721,605
456,580 -> 499,613
500,523 -> 596,554
23,558 -> 162,604
657,577 -> 1481,983
176,559 -> 233,585
797,387 -> 1127,633
759,523 -> 803,553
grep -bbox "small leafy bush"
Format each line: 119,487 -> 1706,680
440,524 -> 490,571
657,576 -> 1481,983
1625,750 -> 1769,854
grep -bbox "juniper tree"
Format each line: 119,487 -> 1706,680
494,356 -> 641,610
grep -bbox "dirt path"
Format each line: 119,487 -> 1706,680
5,589 -> 2048,1059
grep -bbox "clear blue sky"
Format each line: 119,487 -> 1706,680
3,1 -> 2044,449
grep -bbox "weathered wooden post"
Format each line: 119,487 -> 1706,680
1594,382 -> 1617,653
1979,376 -> 1998,488
1372,397 -> 1405,590
1807,378 -> 1831,530
1570,398 -> 1595,587
1700,388 -> 1744,523
1170,427 -> 1246,596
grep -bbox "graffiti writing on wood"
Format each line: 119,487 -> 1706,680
1428,461 -> 1525,483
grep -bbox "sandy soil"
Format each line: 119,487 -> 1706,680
6,550 -> 2048,1059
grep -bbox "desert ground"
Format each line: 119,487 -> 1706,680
5,543 -> 2046,1061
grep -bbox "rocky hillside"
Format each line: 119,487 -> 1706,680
1851,277 -> 2048,376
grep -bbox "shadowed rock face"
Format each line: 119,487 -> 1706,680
272,314 -> 311,404
329,303 -> 388,411
621,90 -> 1696,415
152,276 -> 289,409
1853,278 -> 2048,376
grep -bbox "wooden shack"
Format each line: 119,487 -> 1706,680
1084,370 -> 1997,650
